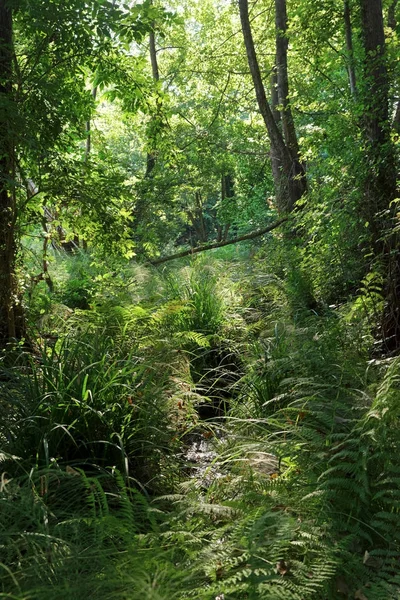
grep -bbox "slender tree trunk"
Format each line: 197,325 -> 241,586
145,24 -> 160,178
270,61 -> 286,197
85,87 -> 97,159
0,3 -> 24,344
135,16 -> 161,237
195,191 -> 207,243
149,29 -> 159,81
222,223 -> 230,242
220,174 -> 233,240
238,0 -> 306,213
387,0 -> 400,131
393,100 -> 400,133
388,0 -> 398,28
344,0 -> 357,96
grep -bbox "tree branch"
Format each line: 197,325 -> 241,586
148,217 -> 288,266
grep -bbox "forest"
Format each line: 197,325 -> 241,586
0,0 -> 400,598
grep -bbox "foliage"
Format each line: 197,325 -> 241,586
1,0 -> 400,598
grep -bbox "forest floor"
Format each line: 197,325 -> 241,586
0,248 -> 400,599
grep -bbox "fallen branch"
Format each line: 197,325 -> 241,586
149,217 -> 288,266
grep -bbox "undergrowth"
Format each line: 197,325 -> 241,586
0,252 -> 399,599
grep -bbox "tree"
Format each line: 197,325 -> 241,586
0,0 -> 23,341
359,0 -> 396,226
238,0 -> 307,213
0,0 -> 158,345
358,0 -> 400,351
344,0 -> 357,96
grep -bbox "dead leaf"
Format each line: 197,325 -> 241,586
276,560 -> 289,576
216,560 -> 224,580
66,466 -> 80,476
355,589 -> 368,600
335,575 -> 350,596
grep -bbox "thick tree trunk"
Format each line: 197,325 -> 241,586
274,0 -> 307,206
344,0 -> 357,96
0,3 -> 24,344
238,0 -> 306,213
359,0 -> 396,222
359,0 -> 399,351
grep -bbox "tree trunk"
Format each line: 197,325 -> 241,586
149,29 -> 160,81
359,0 -> 396,223
387,0 -> 400,131
220,174 -> 234,240
195,191 -> 207,243
388,0 -> 398,28
344,0 -> 357,96
0,3 -> 24,344
275,0 -> 299,156
359,0 -> 399,351
145,24 -> 160,178
238,0 -> 306,213
135,18 -> 161,234
85,87 -> 97,159
393,100 -> 400,133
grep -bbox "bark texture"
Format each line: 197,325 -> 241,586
275,0 -> 299,156
270,64 -> 281,125
359,0 -> 396,220
360,0 -> 390,145
359,0 -> 399,351
387,0 -> 400,131
238,0 -> 306,213
0,3 -> 24,343
216,174 -> 234,242
145,25 -> 160,178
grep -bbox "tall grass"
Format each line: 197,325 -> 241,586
5,252 -> 398,599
